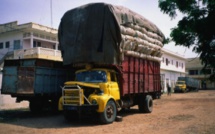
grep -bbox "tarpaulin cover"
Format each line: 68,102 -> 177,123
58,3 -> 164,65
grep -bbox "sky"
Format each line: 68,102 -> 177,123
0,0 -> 198,58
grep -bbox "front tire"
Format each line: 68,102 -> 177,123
100,100 -> 117,124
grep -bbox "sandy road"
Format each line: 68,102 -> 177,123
0,90 -> 215,134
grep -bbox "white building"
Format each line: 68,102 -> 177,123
0,21 -> 61,61
161,49 -> 186,92
0,21 -> 62,88
186,58 -> 215,89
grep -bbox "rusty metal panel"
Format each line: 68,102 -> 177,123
1,67 -> 18,94
2,67 -> 35,95
34,67 -> 70,95
17,67 -> 34,94
2,59 -> 74,97
2,66 -> 73,96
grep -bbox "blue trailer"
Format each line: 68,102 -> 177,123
175,77 -> 200,93
1,59 -> 73,112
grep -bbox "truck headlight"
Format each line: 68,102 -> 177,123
92,99 -> 97,105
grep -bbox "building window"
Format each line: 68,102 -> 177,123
176,61 -> 178,68
33,41 -> 41,47
0,42 -> 3,49
33,41 -> 36,47
38,42 -> 41,47
14,40 -> 21,50
166,58 -> 168,66
6,41 -> 10,48
182,63 -> 183,68
172,60 -> 173,65
162,57 -> 164,63
189,70 -> 198,75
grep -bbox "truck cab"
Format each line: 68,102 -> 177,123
59,65 -> 120,124
175,81 -> 187,93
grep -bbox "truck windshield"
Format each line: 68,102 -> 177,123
76,70 -> 107,83
176,81 -> 185,84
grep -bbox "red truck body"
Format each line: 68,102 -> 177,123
121,56 -> 161,97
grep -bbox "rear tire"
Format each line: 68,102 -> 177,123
29,100 -> 43,113
138,95 -> 153,113
115,116 -> 123,122
156,92 -> 161,99
100,100 -> 117,124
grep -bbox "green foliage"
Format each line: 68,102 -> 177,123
159,0 -> 215,81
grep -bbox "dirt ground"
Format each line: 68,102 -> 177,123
0,90 -> 215,134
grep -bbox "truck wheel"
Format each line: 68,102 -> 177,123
29,100 -> 44,113
50,99 -> 59,113
100,100 -> 117,124
138,95 -> 153,113
115,115 -> 123,122
155,92 -> 161,99
157,94 -> 161,99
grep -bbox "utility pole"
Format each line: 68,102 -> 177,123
50,0 -> 53,28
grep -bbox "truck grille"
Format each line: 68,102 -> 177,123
62,85 -> 84,105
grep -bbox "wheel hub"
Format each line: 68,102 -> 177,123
106,105 -> 114,118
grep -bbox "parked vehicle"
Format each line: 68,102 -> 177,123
58,3 -> 165,124
1,59 -> 73,112
174,77 -> 200,93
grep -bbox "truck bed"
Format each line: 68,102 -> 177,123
120,56 -> 161,96
178,77 -> 200,89
1,59 -> 73,98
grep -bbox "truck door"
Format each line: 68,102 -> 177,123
109,72 -> 120,100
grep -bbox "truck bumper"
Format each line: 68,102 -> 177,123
175,87 -> 181,92
174,87 -> 185,93
63,104 -> 98,111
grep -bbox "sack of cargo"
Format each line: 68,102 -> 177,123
58,3 -> 165,65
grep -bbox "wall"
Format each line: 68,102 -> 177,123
161,54 -> 185,73
161,70 -> 185,92
0,32 -> 23,59
186,58 -> 215,89
160,49 -> 186,93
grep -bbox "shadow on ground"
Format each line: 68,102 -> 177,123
0,107 -> 143,128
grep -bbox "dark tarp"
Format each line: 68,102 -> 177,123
58,3 -> 164,65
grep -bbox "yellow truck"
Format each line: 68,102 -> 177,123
58,3 -> 165,124
175,77 -> 200,93
175,81 -> 187,92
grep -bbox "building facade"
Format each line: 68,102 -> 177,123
0,21 -> 62,89
186,58 -> 215,89
0,21 -> 61,61
160,49 -> 186,92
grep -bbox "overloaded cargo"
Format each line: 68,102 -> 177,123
58,3 -> 165,65
58,3 -> 165,124
1,3 -> 165,124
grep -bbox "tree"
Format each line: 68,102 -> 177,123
158,0 -> 215,81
